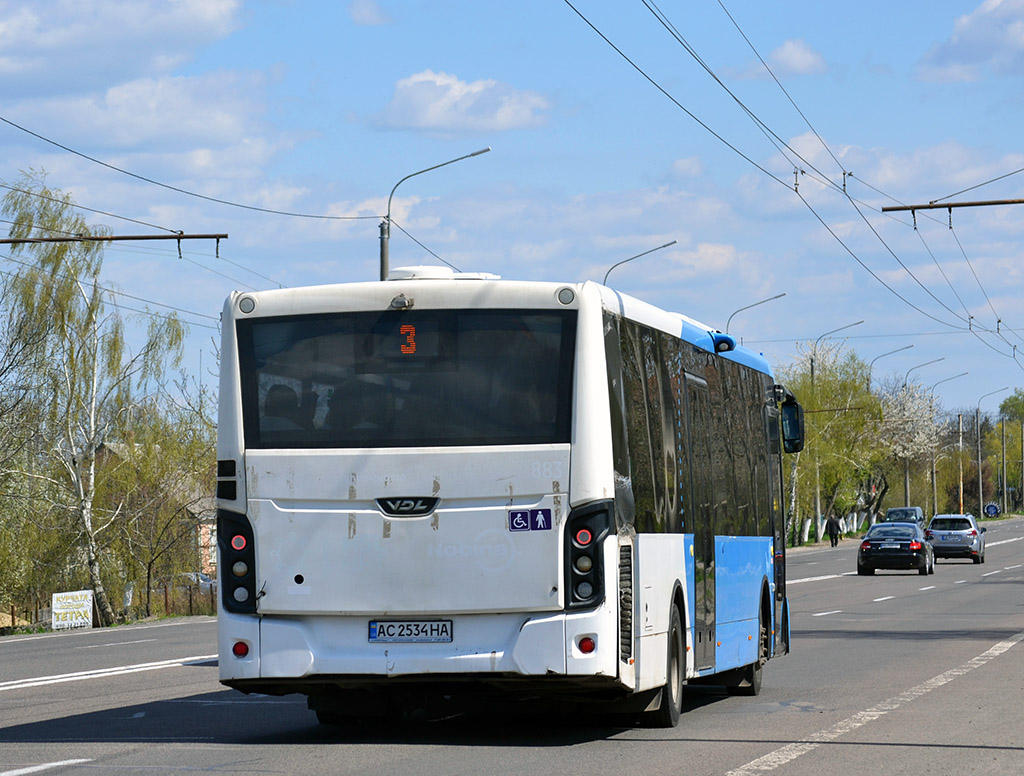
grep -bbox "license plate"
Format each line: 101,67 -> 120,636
942,534 -> 961,542
880,543 -> 900,549
368,620 -> 453,643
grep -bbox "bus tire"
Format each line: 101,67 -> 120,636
647,605 -> 684,728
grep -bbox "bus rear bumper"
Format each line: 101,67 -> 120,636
218,605 -> 623,693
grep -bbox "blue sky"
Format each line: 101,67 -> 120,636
1,0 -> 1023,413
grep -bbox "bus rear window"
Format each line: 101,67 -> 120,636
237,309 -> 576,448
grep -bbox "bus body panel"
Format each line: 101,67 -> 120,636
713,535 -> 774,672
634,534 -> 690,692
245,446 -> 569,615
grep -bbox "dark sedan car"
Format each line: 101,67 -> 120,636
857,522 -> 935,576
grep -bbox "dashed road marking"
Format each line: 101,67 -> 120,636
725,630 -> 1024,775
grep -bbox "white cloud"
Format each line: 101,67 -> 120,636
672,156 -> 703,177
0,0 -> 241,94
374,70 -> 549,132
17,72 -> 269,151
349,0 -> 391,25
769,39 -> 827,76
918,0 -> 1024,82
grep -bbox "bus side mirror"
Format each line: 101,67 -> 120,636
780,399 -> 805,454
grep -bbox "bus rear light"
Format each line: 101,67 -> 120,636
232,641 -> 249,658
565,501 -> 612,610
219,510 -> 257,614
578,637 -> 596,654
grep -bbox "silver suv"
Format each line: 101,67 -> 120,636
926,514 -> 986,564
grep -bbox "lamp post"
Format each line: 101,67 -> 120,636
896,357 -> 945,505
602,240 -> 677,286
867,344 -> 913,390
810,320 -> 864,388
725,293 -> 786,335
379,147 -> 491,281
930,372 -> 968,392
977,387 -> 1009,519
809,319 -> 863,541
903,357 -> 945,388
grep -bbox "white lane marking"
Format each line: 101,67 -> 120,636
955,580 -> 967,584
0,761 -> 92,776
812,610 -> 842,617
0,655 -> 216,692
873,596 -> 894,602
789,572 -> 857,585
982,570 -> 1002,577
0,618 -> 215,646
1005,564 -> 1022,570
75,639 -> 158,649
726,629 -> 1024,775
919,586 -> 935,591
987,537 -> 1022,547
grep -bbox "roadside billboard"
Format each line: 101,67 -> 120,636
51,590 -> 94,630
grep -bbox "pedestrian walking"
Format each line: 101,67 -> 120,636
825,515 -> 841,548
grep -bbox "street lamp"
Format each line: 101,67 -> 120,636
602,240 -> 677,286
810,320 -> 863,388
809,319 -> 863,541
903,357 -> 945,388
379,147 -> 491,280
929,372 -> 968,392
867,344 -> 913,389
725,293 -> 786,335
977,387 -> 1010,519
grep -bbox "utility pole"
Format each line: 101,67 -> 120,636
1001,415 -> 1007,515
958,414 -> 964,514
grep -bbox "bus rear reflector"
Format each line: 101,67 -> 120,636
578,637 -> 596,654
232,642 -> 249,658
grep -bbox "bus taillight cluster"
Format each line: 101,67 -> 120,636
218,509 -> 257,614
565,502 -> 613,609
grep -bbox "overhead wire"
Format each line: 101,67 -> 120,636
566,0 -> 1024,378
562,0 -> 788,188
0,261 -> 218,331
709,0 -> 1022,354
930,164 -> 1024,204
389,219 -> 460,271
566,0 -> 972,331
0,113 -> 378,222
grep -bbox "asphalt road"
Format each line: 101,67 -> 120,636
1,516 -> 1022,775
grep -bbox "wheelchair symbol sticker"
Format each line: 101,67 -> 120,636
508,509 -> 552,532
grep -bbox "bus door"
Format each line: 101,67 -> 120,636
687,377 -> 715,671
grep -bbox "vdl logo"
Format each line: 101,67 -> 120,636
508,509 -> 552,532
376,497 -> 439,517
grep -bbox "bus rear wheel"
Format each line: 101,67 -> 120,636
647,605 -> 684,728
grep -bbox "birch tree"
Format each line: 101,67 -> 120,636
1,171 -> 184,625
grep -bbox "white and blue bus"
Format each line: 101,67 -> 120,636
215,266 -> 804,727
